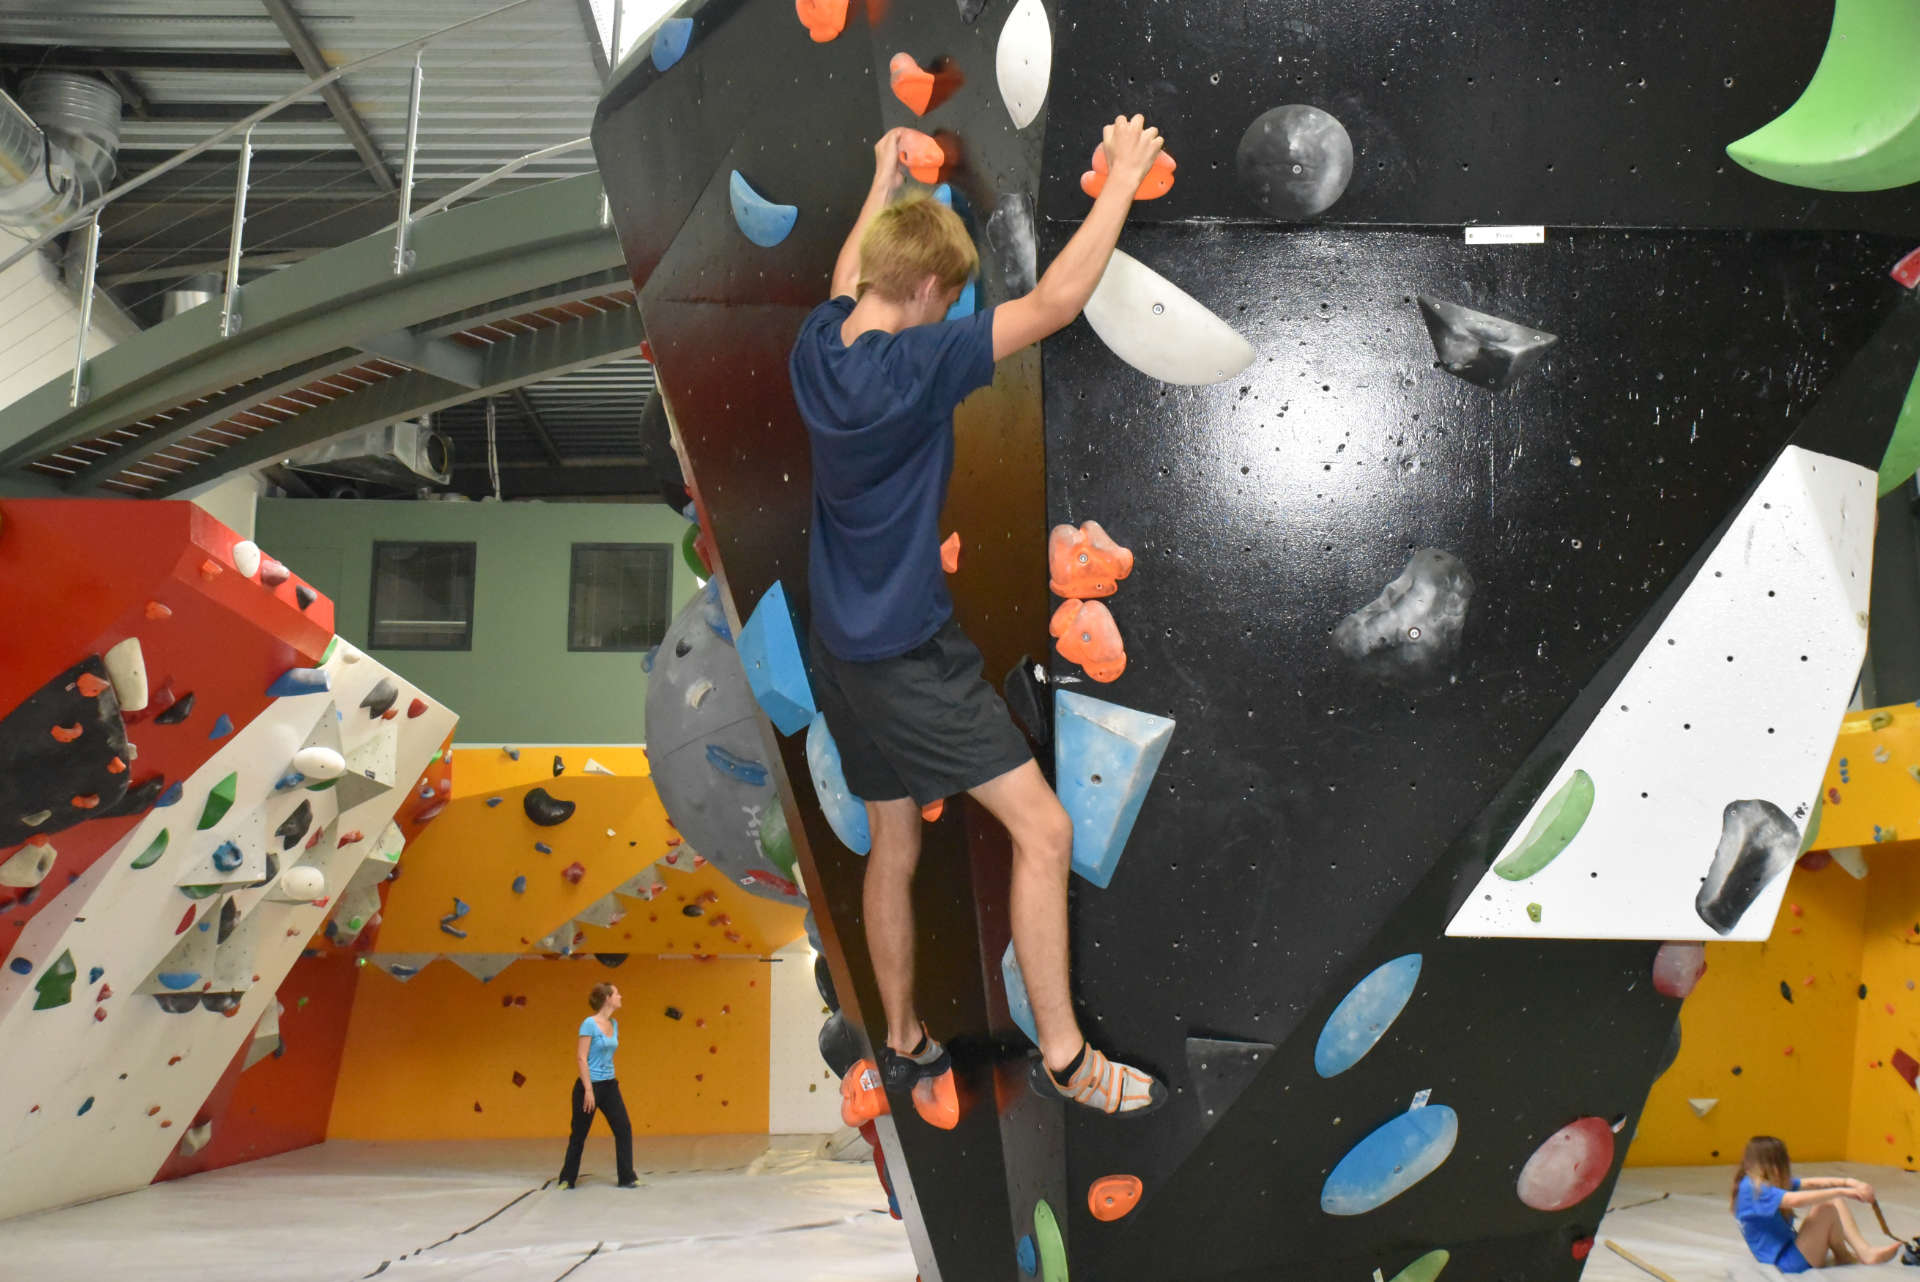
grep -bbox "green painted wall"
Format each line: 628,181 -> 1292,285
255,499 -> 699,744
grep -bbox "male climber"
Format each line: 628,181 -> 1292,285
788,117 -> 1169,1119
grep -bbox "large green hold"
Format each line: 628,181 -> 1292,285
757,803 -> 798,879
1725,0 -> 1920,192
1875,363 -> 1920,496
197,773 -> 238,830
1493,769 -> 1595,881
32,950 -> 77,1010
130,829 -> 169,870
1034,1199 -> 1068,1282
1388,1250 -> 1450,1282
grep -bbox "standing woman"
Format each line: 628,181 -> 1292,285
557,982 -> 638,1189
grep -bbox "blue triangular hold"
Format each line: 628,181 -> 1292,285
739,581 -> 816,736
651,17 -> 693,72
1001,940 -> 1037,1045
805,712 -> 870,854
266,667 -> 330,697
1053,691 -> 1175,889
931,184 -> 978,320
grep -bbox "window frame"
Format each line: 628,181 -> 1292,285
367,540 -> 478,652
567,541 -> 673,654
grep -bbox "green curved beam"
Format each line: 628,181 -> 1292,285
1726,0 -> 1920,192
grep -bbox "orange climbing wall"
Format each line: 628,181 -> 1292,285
326,953 -> 771,1139
1630,859 -> 1870,1166
1847,842 -> 1920,1165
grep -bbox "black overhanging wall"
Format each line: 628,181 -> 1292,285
594,0 -> 1920,1279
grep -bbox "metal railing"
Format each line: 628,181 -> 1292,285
3,0 -> 625,410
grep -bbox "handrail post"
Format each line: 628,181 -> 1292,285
68,217 -> 100,408
220,124 -> 255,337
607,1 -> 624,80
392,52 -> 425,275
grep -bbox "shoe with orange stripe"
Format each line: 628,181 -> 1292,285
881,1026 -> 959,1131
1031,1044 -> 1166,1118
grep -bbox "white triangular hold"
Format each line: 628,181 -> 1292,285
1831,846 -> 1869,878
583,758 -> 616,776
574,893 -> 624,929
243,1001 -> 283,1070
1688,1098 -> 1718,1118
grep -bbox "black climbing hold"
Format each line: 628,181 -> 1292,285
594,953 -> 629,969
1697,800 -> 1800,935
1861,984 -> 1870,999
818,1010 -> 863,1078
683,904 -> 704,918
154,693 -> 196,726
276,799 -> 313,851
201,992 -> 243,1013
665,1006 -> 683,1020
955,0 -> 986,20
294,584 -> 317,610
1235,104 -> 1355,219
1779,980 -> 1794,1004
1732,1065 -> 1744,1076
218,897 -> 240,945
154,993 -> 199,1014
98,774 -> 167,819
815,953 -> 839,1012
523,787 -> 576,827
1002,657 -> 1053,757
1187,1036 -> 1276,1132
360,678 -> 398,718
1416,295 -> 1560,390
552,754 -> 566,777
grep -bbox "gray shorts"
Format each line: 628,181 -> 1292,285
809,618 -> 1033,807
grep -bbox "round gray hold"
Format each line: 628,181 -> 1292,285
1236,104 -> 1354,219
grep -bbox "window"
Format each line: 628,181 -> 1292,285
570,543 -> 671,651
369,542 -> 476,650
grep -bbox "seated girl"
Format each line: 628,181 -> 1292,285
1733,1136 -> 1900,1271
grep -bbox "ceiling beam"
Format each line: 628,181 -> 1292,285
138,102 -> 336,125
0,47 -> 306,74
99,248 -> 322,288
510,386 -> 565,465
357,330 -> 485,389
97,69 -> 151,121
258,0 -> 398,193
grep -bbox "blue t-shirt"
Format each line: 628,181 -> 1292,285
789,296 -> 998,661
578,1016 -> 618,1082
1735,1175 -> 1801,1265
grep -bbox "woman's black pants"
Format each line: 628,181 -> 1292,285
558,1077 -> 635,1185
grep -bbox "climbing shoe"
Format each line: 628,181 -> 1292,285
1030,1043 -> 1166,1118
840,1059 -> 890,1127
880,1028 -> 959,1131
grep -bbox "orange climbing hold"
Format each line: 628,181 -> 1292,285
49,723 -> 82,743
897,128 -> 953,184
1088,1174 -> 1143,1221
1048,520 -> 1134,598
921,799 -> 945,822
941,531 -> 960,574
1081,145 -> 1177,201
75,672 -> 110,698
1050,598 -> 1127,682
144,601 -> 172,621
795,0 -> 847,42
71,794 -> 99,810
890,53 -> 936,115
107,757 -> 125,774
912,1067 -> 959,1130
841,1059 -> 890,1126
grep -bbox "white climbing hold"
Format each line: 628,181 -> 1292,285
1083,250 -> 1256,386
1688,1098 -> 1718,1118
103,637 -> 149,712
583,757 -> 615,776
1831,846 -> 1869,879
268,864 -> 327,902
21,810 -> 51,828
606,828 -> 617,838
0,841 -> 56,888
180,1121 -> 213,1156
232,541 -> 262,579
292,745 -> 346,780
995,0 -> 1052,130
686,679 -> 715,709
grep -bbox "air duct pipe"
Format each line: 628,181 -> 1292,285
0,73 -> 122,240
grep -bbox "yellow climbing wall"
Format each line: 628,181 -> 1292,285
1808,702 -> 1920,850
327,953 -> 772,1139
1847,843 -> 1920,1164
1631,859 -> 1869,1166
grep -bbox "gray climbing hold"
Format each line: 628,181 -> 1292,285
524,787 -> 575,827
1236,104 -> 1354,218
1696,800 -> 1801,935
360,678 -> 398,718
275,800 -> 313,850
294,584 -> 317,610
986,192 -> 1038,297
1333,549 -> 1476,689
1417,296 -> 1559,390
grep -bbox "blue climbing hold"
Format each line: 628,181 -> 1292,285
208,713 -> 234,740
1001,941 -> 1038,1046
266,667 -> 330,697
449,897 -> 470,918
77,1096 -> 93,1116
388,963 -> 418,980
512,875 -> 528,894
88,966 -> 104,983
1315,954 -> 1424,1079
642,646 -> 658,674
275,771 -> 307,792
158,972 -> 201,991
8,957 -> 31,975
211,841 -> 242,872
700,577 -> 734,644
729,170 -> 798,248
739,581 -> 816,736
504,747 -> 521,761
1017,1235 -> 1039,1277
155,782 -> 184,808
931,185 -> 978,320
805,713 -> 870,854
486,797 -> 503,808
651,16 -> 693,71
419,781 -> 436,801
535,842 -> 553,855
1053,691 -> 1176,889
1321,1104 -> 1459,1215
706,744 -> 769,786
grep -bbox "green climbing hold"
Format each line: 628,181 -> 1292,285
32,950 -> 77,1010
197,773 -> 238,830
1388,1249 -> 1450,1282
758,803 -> 798,879
1526,902 -> 1543,923
130,829 -> 169,870
1800,792 -> 1828,854
1876,364 -> 1920,496
1725,0 -> 1920,192
180,884 -> 222,900
1033,1199 -> 1068,1282
305,778 -> 338,792
681,522 -> 705,578
1493,770 -> 1594,881
320,636 -> 339,665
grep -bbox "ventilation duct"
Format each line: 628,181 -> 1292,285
283,420 -> 454,494
0,73 -> 122,240
161,274 -> 221,321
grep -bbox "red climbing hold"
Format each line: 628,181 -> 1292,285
75,672 -> 110,698
1088,1174 -> 1144,1222
407,698 -> 428,719
795,0 -> 847,42
1050,598 -> 1127,682
1895,247 -> 1920,291
1048,521 -> 1134,599
175,905 -> 194,935
199,559 -> 222,581
941,531 -> 961,574
562,862 -> 587,884
70,794 -> 99,810
1081,144 -> 1177,201
1798,850 -> 1833,871
144,601 -> 172,621
93,1007 -> 106,1022
1571,1237 -> 1595,1261
337,831 -> 363,847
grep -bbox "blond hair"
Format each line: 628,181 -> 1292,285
858,193 -> 977,302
